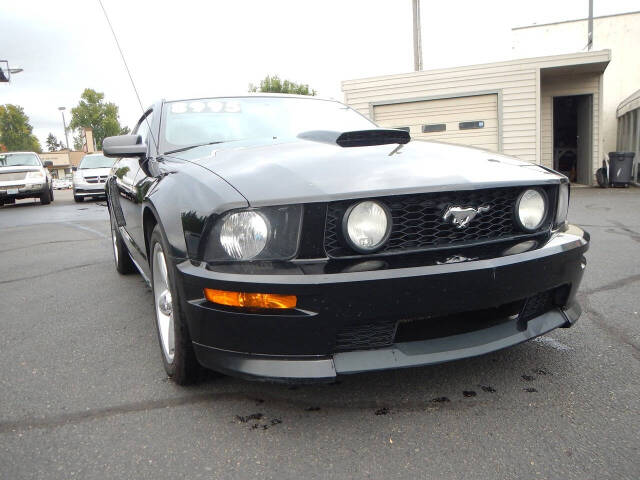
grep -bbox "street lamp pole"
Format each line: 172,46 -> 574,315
58,107 -> 70,151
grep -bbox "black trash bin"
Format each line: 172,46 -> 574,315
608,152 -> 635,187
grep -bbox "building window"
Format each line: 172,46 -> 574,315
64,168 -> 71,175
422,124 -> 446,133
395,126 -> 411,132
459,121 -> 485,130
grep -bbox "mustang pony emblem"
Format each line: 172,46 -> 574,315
443,205 -> 491,229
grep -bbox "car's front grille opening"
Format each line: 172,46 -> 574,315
324,186 -> 556,258
335,321 -> 397,352
83,176 -> 108,184
0,172 -> 27,181
333,286 -> 568,352
394,301 -> 523,344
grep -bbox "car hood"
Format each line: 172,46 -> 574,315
168,138 -> 562,206
0,165 -> 42,174
77,167 -> 111,176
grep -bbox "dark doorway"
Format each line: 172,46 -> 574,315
553,95 -> 593,185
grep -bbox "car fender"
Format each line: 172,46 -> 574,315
142,161 -> 248,263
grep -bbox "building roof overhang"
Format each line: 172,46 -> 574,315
617,89 -> 640,118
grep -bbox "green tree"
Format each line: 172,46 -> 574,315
46,132 -> 64,151
0,104 -> 42,152
249,75 -> 317,96
72,129 -> 85,151
68,88 -> 129,150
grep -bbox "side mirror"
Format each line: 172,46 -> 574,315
103,135 -> 147,158
72,166 -> 77,172
43,161 -> 53,167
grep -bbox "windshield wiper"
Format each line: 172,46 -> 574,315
164,141 -> 225,155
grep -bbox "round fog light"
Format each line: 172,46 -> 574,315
516,189 -> 547,231
343,200 -> 391,252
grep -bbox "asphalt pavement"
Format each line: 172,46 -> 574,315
0,187 -> 639,480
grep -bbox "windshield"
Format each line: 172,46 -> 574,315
161,97 -> 375,153
79,154 -> 114,169
0,153 -> 41,167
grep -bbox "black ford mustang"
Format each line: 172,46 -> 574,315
103,94 -> 588,384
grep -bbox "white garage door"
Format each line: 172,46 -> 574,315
373,94 -> 499,151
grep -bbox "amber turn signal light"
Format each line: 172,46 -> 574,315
204,288 -> 297,309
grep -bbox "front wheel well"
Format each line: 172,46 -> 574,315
143,207 -> 158,264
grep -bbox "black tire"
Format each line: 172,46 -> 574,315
149,225 -> 203,385
110,213 -> 136,274
74,195 -> 84,203
40,186 -> 52,205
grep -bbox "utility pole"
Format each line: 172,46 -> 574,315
412,0 -> 423,71
587,0 -> 593,51
58,106 -> 70,151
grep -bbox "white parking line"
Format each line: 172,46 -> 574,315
64,222 -> 108,239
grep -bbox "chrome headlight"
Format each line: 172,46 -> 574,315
555,183 -> 569,228
205,205 -> 303,262
26,170 -> 45,181
515,189 -> 547,232
343,200 -> 391,252
220,211 -> 269,260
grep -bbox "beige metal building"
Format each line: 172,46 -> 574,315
513,11 -> 640,159
616,89 -> 640,184
342,50 -> 610,185
39,150 -> 83,179
40,128 -> 98,179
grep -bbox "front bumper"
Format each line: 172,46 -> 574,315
176,225 -> 589,381
73,182 -> 106,197
0,182 -> 47,200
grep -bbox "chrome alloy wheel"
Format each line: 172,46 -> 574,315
152,243 -> 175,363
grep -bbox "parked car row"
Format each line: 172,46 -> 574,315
0,151 -> 117,206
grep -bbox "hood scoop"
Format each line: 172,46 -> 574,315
298,129 -> 411,148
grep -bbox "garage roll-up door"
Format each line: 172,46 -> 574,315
373,94 -> 499,151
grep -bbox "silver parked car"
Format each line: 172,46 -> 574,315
72,153 -> 115,202
0,151 -> 54,206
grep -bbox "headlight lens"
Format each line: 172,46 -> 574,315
516,189 -> 547,231
555,183 -> 569,227
344,200 -> 391,252
205,205 -> 303,262
26,171 -> 45,181
220,211 -> 269,260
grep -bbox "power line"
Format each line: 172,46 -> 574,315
96,0 -> 158,151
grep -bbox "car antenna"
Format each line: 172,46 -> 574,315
96,0 -> 158,153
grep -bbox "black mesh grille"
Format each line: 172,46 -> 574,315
335,321 -> 397,352
333,287 -> 564,352
324,186 -> 554,258
519,289 -> 556,322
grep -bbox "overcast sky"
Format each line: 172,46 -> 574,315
1,0 -> 638,147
